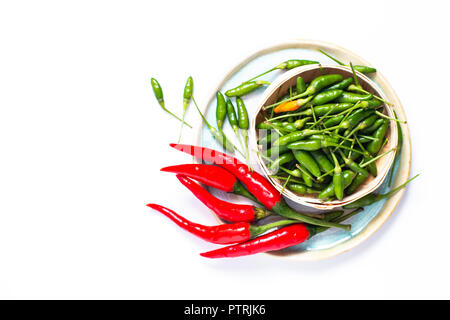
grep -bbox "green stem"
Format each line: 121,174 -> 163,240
159,101 -> 192,128
193,96 -> 243,156
295,164 -> 316,181
349,62 -> 361,87
243,67 -> 279,84
280,175 -> 291,194
249,219 -> 297,237
360,148 -> 396,168
318,49 -> 345,65
375,111 -> 407,123
273,201 -> 351,231
357,134 -> 378,142
388,110 -> 403,187
311,208 -> 363,235
177,100 -> 190,143
376,174 -> 419,200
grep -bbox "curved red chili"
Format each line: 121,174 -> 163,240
176,175 -> 271,222
160,164 -> 259,203
200,224 -> 311,259
146,203 -> 250,244
161,164 -> 236,191
170,143 -> 350,231
147,203 -> 297,245
170,143 -> 281,209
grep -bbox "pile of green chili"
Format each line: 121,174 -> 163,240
255,67 -> 399,201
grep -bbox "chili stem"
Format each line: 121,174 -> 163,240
280,175 -> 291,194
318,49 -> 345,66
379,174 -> 419,198
193,96 -> 245,157
360,148 -> 396,168
375,111 -> 407,123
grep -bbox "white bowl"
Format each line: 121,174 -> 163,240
250,64 -> 398,210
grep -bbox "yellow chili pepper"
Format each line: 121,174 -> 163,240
273,96 -> 313,114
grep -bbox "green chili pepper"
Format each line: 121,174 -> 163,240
287,183 -> 320,195
318,49 -> 377,74
280,59 -> 320,70
216,91 -> 227,130
311,89 -> 344,105
236,97 -> 249,131
318,170 -> 356,199
183,76 -> 193,106
257,120 -> 284,130
292,117 -> 311,130
324,114 -> 345,128
337,92 -> 373,103
293,150 -> 321,178
345,172 -> 367,195
178,76 -> 193,142
264,145 -> 290,158
268,152 -> 295,172
236,97 -> 250,165
225,80 -> 270,97
354,136 -> 378,177
307,135 -> 339,142
367,99 -> 383,109
300,74 -> 343,97
388,111 -> 403,187
338,149 -> 369,178
261,121 -> 290,135
343,174 -> 419,209
330,152 -> 343,200
150,78 -> 192,128
281,123 -> 298,133
310,150 -> 334,173
287,139 -> 363,154
226,98 -> 239,130
361,117 -> 384,134
367,119 -> 389,155
298,103 -> 354,117
226,98 -> 245,154
324,77 -> 353,91
296,76 -> 307,94
272,129 -> 325,147
344,114 -> 378,137
296,164 -> 314,187
257,131 -> 278,147
337,109 -> 376,131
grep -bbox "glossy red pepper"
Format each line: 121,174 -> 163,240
169,143 -> 280,208
177,175 -> 271,222
200,224 -> 311,258
170,143 -> 350,231
160,164 -> 259,203
200,208 -> 363,258
147,203 -> 296,245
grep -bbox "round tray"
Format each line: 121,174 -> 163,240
193,39 -> 411,261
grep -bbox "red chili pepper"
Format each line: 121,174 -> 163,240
147,203 -> 296,245
176,175 -> 271,222
200,208 -> 363,258
160,164 -> 259,203
200,224 -> 311,258
170,143 -> 350,231
170,143 -> 281,208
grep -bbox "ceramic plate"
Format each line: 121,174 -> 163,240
193,39 -> 411,261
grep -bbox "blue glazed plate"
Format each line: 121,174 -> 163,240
193,39 -> 411,260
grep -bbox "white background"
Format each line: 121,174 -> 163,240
0,0 -> 448,299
